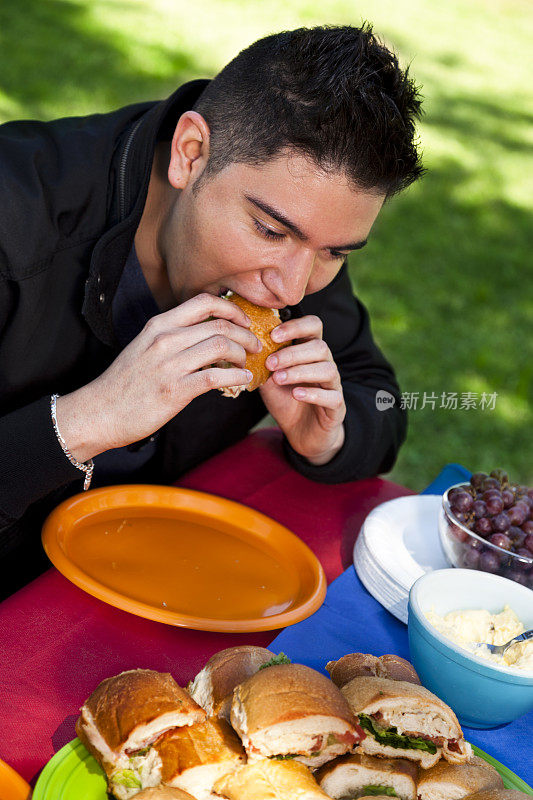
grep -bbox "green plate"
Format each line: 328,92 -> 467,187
33,739 -> 533,799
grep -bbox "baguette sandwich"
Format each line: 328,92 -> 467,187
230,663 -> 365,768
218,293 -> 289,397
417,756 -> 504,800
188,646 -> 276,720
154,718 -> 245,799
76,669 -> 206,799
341,676 -> 471,769
213,758 -> 331,800
316,752 -> 418,800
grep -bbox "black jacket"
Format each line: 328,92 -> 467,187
0,80 -> 406,559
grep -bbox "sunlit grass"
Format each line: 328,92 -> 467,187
0,0 -> 531,488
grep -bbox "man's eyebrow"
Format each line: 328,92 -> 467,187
245,193 -> 368,252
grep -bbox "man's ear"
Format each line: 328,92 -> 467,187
168,111 -> 210,190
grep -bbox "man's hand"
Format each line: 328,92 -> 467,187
56,293 -> 261,462
259,314 -> 346,465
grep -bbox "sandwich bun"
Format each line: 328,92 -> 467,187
231,663 -> 363,767
219,293 -> 289,397
417,755 -> 503,800
315,752 -> 418,800
155,717 -> 245,797
326,653 -> 420,688
213,758 -> 331,800
188,646 -> 276,719
134,788 -> 197,799
77,669 -> 206,761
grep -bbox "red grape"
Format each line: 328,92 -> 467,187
472,500 -> 487,519
521,520 -> 533,536
502,489 -> 514,508
509,527 -> 526,547
508,505 -> 527,526
490,469 -> 508,484
452,492 -> 474,513
471,473 -> 488,489
485,496 -> 504,516
482,478 -> 500,492
492,512 -> 510,532
474,517 -> 493,536
479,550 -> 500,573
489,533 -> 511,550
524,534 -> 533,554
463,548 -> 481,569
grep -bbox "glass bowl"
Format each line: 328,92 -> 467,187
439,483 -> 533,589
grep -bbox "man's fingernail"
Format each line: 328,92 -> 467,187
255,337 -> 263,352
271,327 -> 284,342
294,388 -> 307,399
267,355 -> 278,369
245,369 -> 253,381
243,315 -> 252,325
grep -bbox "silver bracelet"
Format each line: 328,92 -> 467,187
50,394 -> 94,491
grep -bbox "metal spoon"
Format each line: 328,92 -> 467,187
472,629 -> 533,656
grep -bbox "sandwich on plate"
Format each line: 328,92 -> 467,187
188,646 -> 277,720
417,756 -> 504,800
76,669 -> 206,799
213,757 -> 331,800
315,752 -> 418,800
340,676 -> 471,769
154,717 -> 245,799
230,663 -> 365,768
217,292 -> 289,398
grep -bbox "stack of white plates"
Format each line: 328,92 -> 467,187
353,495 -> 449,624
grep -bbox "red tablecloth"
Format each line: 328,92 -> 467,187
0,429 -> 412,784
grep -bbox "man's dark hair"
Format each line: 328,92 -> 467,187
193,24 -> 424,197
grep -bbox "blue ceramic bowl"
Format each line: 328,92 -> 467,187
408,569 -> 533,729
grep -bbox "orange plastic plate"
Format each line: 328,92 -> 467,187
42,485 -> 326,632
0,758 -> 31,800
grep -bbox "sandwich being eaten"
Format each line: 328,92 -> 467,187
154,717 -> 245,799
188,646 -> 277,721
315,752 -> 418,800
230,663 -> 365,768
217,292 -> 289,398
213,758 -> 331,800
76,669 -> 206,799
417,756 -> 504,800
340,676 -> 471,769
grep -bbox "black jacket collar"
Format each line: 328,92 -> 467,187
82,79 -> 210,347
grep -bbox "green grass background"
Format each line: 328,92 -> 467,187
1,0 -> 531,489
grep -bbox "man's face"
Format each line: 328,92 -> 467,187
164,151 -> 385,308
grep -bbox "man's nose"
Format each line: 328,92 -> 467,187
273,249 -> 316,307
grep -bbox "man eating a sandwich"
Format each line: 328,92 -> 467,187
0,24 -> 423,594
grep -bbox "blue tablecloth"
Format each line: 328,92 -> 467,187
270,464 -> 532,788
